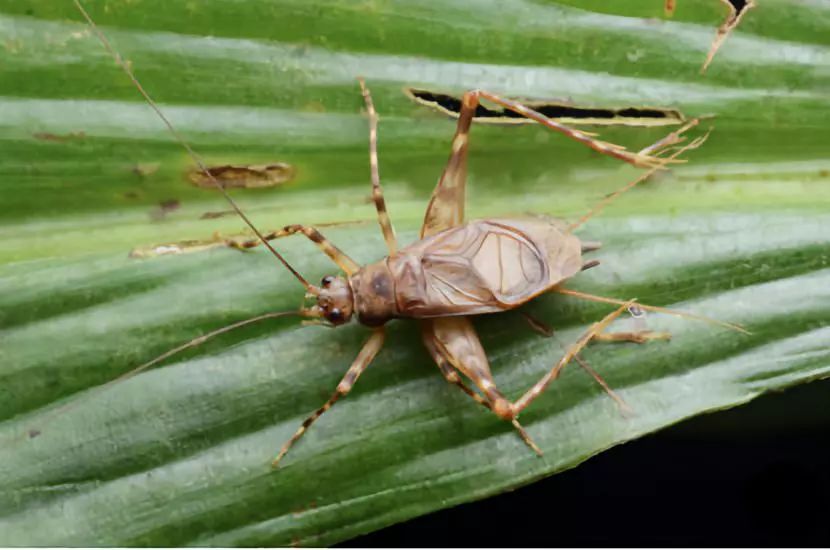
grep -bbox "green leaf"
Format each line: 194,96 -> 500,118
1,0 -> 829,545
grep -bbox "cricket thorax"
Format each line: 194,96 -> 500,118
349,261 -> 400,326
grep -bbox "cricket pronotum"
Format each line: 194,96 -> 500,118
63,0 -> 746,468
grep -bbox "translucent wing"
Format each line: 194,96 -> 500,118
394,219 -> 583,318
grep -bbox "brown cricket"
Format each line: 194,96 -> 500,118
69,0 -> 744,468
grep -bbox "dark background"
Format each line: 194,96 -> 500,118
344,379 -> 830,547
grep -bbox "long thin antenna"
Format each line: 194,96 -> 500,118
72,0 -> 311,290
25,310 -> 301,439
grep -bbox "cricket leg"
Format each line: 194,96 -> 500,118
422,319 -> 542,455
701,0 -> 756,73
426,318 -> 512,418
552,287 -> 748,334
523,310 -> 668,345
474,90 -> 674,169
421,91 -> 475,237
526,310 -> 670,344
358,79 -> 398,255
521,312 -> 633,416
512,302 -> 635,416
227,224 -> 360,276
568,120 -> 708,231
272,328 -> 385,468
594,331 -> 671,344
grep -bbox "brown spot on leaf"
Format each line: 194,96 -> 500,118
199,210 -> 236,220
291,500 -> 318,518
188,163 -> 295,190
159,199 -> 180,211
33,131 -> 86,142
149,199 -> 181,220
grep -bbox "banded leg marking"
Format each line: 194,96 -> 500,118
422,321 -> 542,455
512,302 -> 635,416
421,92 -> 475,238
358,79 -> 398,255
226,224 -> 360,276
272,328 -> 385,468
521,312 -> 633,416
473,90 -> 672,169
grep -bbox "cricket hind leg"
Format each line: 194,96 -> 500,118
553,287 -> 748,334
358,79 -> 398,255
426,306 -> 637,443
421,87 -> 673,239
520,312 -> 633,416
425,317 -> 513,419
226,224 -> 360,276
522,309 -> 669,345
472,90 -> 674,169
567,119 -> 708,232
511,302 -> 636,417
420,91 -> 475,238
422,319 -> 542,455
272,327 -> 385,468
511,286 -> 745,418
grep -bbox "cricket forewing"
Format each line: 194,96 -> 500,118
351,218 -> 583,325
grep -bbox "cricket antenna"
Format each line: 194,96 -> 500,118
21,310 -> 303,443
72,0 -> 311,290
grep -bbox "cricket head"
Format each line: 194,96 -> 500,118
310,275 -> 354,326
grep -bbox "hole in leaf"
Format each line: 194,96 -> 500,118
701,0 -> 756,73
406,88 -> 686,127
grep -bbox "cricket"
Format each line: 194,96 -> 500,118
66,0 -> 746,469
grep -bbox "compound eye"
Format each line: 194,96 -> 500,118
328,308 -> 343,323
321,275 -> 334,288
